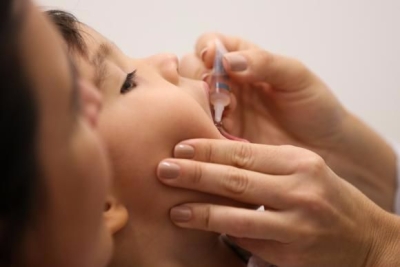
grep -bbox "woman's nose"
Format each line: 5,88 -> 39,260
147,53 -> 179,85
79,79 -> 102,128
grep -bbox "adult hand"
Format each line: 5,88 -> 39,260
157,139 -> 400,267
180,33 -> 396,210
181,33 -> 347,151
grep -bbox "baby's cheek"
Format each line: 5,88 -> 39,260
165,109 -> 219,142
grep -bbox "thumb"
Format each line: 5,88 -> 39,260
223,49 -> 318,92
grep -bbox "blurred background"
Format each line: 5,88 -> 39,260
37,0 -> 400,142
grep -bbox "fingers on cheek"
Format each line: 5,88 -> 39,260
176,141 -> 213,162
170,204 -> 243,236
170,204 -> 212,229
157,160 -> 204,190
170,205 -> 194,224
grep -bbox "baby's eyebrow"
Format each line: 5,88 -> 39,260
91,42 -> 112,88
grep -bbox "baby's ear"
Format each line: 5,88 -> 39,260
103,194 -> 128,234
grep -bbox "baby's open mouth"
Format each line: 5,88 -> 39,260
203,81 -> 247,142
216,124 -> 249,142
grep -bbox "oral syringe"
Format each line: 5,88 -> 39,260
209,40 -> 231,126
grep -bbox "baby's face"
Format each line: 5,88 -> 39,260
74,25 -> 235,223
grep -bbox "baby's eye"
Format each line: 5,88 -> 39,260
120,70 -> 137,94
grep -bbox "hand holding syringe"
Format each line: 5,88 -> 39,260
209,40 -> 231,126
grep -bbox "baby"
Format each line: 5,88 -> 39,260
47,10 -> 255,267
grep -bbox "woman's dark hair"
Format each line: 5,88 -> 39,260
0,0 -> 40,265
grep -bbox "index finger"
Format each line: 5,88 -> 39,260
174,139 -> 301,175
170,204 -> 293,243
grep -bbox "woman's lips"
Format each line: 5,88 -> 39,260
217,126 -> 249,142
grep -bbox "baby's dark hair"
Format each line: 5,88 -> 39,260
46,9 -> 87,56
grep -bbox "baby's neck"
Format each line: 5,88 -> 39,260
162,231 -> 246,267
111,220 -> 246,267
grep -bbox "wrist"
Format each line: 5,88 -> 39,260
323,113 -> 396,210
366,211 -> 400,267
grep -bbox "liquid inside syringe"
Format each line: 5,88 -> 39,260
209,40 -> 231,124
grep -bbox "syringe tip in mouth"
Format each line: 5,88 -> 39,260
214,120 -> 223,128
216,123 -> 250,142
213,102 -> 225,124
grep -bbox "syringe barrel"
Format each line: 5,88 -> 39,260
209,74 -> 231,106
209,39 -> 231,123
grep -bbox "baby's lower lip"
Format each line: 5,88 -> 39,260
217,126 -> 249,142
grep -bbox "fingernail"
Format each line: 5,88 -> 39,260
200,48 -> 208,61
158,161 -> 180,179
223,54 -> 247,72
174,144 -> 195,159
170,206 -> 192,222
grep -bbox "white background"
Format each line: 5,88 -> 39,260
37,0 -> 400,142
